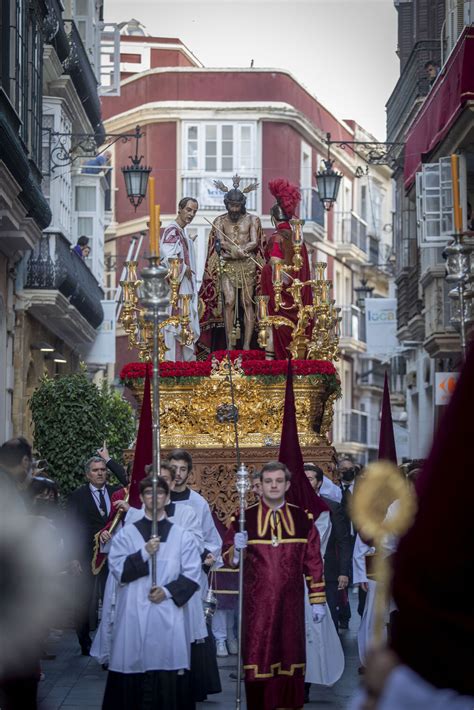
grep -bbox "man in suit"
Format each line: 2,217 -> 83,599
68,456 -> 121,655
304,464 -> 352,629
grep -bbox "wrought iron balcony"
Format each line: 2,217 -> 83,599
386,40 -> 440,144
339,304 -> 367,354
335,211 -> 369,264
299,188 -> 325,227
24,232 -> 104,329
334,408 -> 368,446
63,20 -> 104,144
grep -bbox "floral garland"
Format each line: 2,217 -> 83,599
120,352 -> 337,384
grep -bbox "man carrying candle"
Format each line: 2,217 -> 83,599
260,179 -> 312,359
160,197 -> 200,361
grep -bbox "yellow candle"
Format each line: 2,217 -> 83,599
258,296 -> 269,319
450,154 -> 463,233
148,176 -> 156,255
274,262 -> 282,284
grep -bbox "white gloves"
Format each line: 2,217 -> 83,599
311,603 -> 326,624
234,531 -> 248,550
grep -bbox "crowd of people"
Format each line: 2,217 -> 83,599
0,432 -> 469,710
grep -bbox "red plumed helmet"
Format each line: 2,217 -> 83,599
268,178 -> 301,219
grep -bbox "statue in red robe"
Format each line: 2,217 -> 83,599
223,463 -> 326,710
260,179 -> 313,360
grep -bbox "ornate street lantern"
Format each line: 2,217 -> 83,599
314,139 -> 343,212
121,125 -> 152,210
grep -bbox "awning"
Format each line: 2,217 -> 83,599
404,27 -> 474,191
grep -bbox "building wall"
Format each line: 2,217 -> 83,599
114,121 -> 177,223
12,311 -> 79,440
261,122 -> 301,214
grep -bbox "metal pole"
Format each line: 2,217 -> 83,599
235,463 -> 250,710
140,255 -> 170,588
150,304 -> 161,584
458,281 -> 467,361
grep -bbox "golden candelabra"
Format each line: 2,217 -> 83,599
257,220 -> 341,361
120,257 -> 194,361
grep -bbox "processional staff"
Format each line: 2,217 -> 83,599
211,226 -> 251,709
140,252 -> 170,586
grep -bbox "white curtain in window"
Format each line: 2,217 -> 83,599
75,186 -> 96,212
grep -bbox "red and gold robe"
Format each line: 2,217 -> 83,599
223,499 -> 326,710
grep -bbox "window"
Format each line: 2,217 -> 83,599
75,186 -> 97,212
187,126 -> 198,170
416,156 -> 465,245
78,217 -> 94,235
183,122 -> 256,174
360,186 -> 367,222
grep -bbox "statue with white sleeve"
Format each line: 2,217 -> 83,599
160,197 -> 200,361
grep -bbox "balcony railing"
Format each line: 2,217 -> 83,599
386,40 -> 440,143
337,211 -> 368,255
25,233 -> 104,328
63,20 -> 104,144
396,262 -> 423,331
335,409 -> 368,445
359,359 -> 386,389
299,188 -> 325,227
181,175 -> 258,211
340,305 -> 364,341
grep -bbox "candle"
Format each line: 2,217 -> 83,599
258,295 -> 269,319
181,294 -> 190,317
274,262 -> 282,284
450,154 -> 463,233
148,176 -> 157,255
155,204 -> 161,256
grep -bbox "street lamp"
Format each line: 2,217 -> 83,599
314,137 -> 343,212
121,125 -> 152,210
314,132 -> 403,211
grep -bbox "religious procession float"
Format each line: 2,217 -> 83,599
119,176 -> 342,523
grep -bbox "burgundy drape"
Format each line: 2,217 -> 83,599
128,367 -> 153,508
279,358 -> 329,517
378,372 -> 397,463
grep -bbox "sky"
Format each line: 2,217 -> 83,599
105,0 -> 400,141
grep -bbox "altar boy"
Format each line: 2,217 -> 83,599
102,476 -> 201,710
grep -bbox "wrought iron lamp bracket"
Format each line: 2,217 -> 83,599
43,125 -> 145,172
324,133 -> 404,172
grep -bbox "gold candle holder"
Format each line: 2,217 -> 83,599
315,262 -> 327,281
168,257 -> 181,307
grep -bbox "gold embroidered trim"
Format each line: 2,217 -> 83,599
247,538 -> 308,545
243,662 -> 306,679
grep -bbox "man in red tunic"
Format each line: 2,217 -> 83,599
260,179 -> 312,360
224,461 -> 326,710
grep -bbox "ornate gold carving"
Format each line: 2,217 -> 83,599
129,358 -> 337,450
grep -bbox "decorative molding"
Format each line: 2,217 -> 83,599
103,102 -> 356,173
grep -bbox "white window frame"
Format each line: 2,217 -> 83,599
416,155 -> 466,246
43,98 -> 72,241
182,121 -> 257,174
72,173 -> 106,285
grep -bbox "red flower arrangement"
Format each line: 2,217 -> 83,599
120,352 -> 337,383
